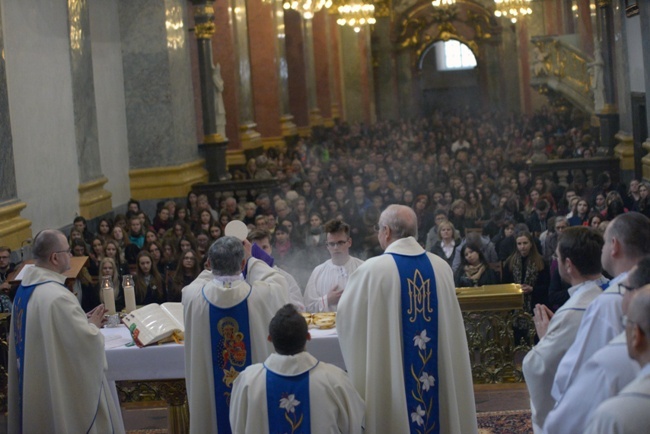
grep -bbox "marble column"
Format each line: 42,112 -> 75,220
339,24 -> 375,123
230,0 -> 262,151
595,0 -> 619,154
118,0 -> 207,199
373,16 -> 398,121
271,0 -> 298,142
302,14 -> 323,128
326,10 -> 343,121
285,9 -> 310,131
68,0 -> 112,217
0,7 -> 31,249
312,10 -> 332,127
191,1 -> 230,182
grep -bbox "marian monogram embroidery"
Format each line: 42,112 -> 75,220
407,269 -> 434,323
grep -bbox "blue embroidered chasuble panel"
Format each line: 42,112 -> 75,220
265,368 -> 312,434
389,253 -> 440,434
204,285 -> 252,434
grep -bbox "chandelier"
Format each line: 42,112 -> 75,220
337,3 -> 376,33
283,0 -> 333,20
431,0 -> 456,6
493,0 -> 533,23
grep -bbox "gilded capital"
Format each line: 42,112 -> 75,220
596,0 -> 611,7
195,22 -> 216,39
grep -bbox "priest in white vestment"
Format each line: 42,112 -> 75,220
523,227 -> 608,432
338,205 -> 477,434
585,285 -> 650,434
303,220 -> 363,313
230,304 -> 364,433
183,236 -> 288,434
8,230 -> 123,434
552,213 -> 650,402
544,260 -> 650,434
247,229 -> 305,311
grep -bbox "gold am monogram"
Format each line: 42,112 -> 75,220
407,269 -> 433,323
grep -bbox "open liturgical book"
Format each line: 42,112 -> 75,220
122,302 -> 184,347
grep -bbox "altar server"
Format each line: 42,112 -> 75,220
8,230 -> 123,434
230,304 -> 364,433
183,236 -> 288,434
338,205 -> 477,434
523,226 -> 608,432
585,285 -> 650,433
303,219 -> 363,313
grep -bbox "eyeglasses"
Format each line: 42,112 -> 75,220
54,248 -> 72,255
373,224 -> 385,233
326,240 -> 349,248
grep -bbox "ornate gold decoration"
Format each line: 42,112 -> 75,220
462,309 -> 534,383
78,177 -> 113,219
407,269 -> 433,322
0,202 -> 32,250
193,5 -> 214,17
530,36 -> 594,114
194,21 -> 216,39
373,0 -> 391,17
129,159 -> 209,200
394,0 -> 500,66
613,132 -> 634,171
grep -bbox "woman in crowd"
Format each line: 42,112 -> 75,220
146,240 -> 165,276
567,198 -> 589,226
454,244 -> 499,287
87,236 -> 105,277
134,251 -> 165,305
448,199 -> 471,237
71,238 -> 99,312
145,229 -> 159,246
636,180 -> 650,218
430,220 -> 460,267
186,191 -> 199,222
178,235 -> 198,255
97,257 -> 125,312
104,239 -> 129,277
412,195 -> 433,245
174,206 -> 191,225
209,224 -> 222,242
95,218 -> 113,243
111,225 -> 130,252
160,239 -> 178,277
167,249 -> 201,302
194,209 -> 215,235
152,206 -> 172,236
465,190 -> 485,223
195,230 -> 210,259
503,231 -> 549,313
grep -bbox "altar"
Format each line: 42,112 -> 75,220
102,324 -> 343,433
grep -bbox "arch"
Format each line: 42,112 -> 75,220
417,37 -> 478,70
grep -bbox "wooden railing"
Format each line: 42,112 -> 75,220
191,178 -> 280,204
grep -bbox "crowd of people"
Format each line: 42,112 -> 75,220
7,106 -> 650,433
9,106 -> 644,319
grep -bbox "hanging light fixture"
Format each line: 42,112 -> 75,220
431,0 -> 456,6
493,0 -> 533,23
336,2 -> 376,33
283,0 -> 333,20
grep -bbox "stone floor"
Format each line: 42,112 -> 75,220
118,383 -> 531,433
0,383 -> 530,433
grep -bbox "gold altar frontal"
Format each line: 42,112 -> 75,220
457,284 -> 535,384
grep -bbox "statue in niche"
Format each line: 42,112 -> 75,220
531,45 -> 548,76
212,62 -> 227,137
588,38 -> 605,113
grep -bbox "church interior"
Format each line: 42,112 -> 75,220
1,0 -> 650,432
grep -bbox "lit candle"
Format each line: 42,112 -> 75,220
100,276 -> 116,315
123,275 -> 136,313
